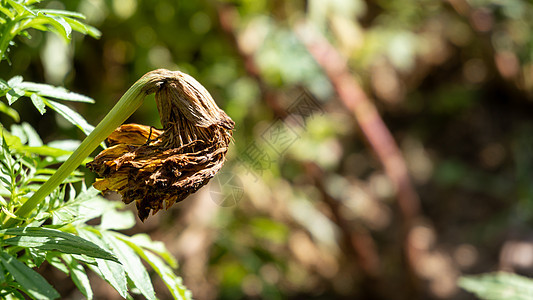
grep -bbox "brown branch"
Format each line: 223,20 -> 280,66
296,25 -> 420,222
215,3 -> 383,286
295,23 -> 422,295
304,162 -> 381,278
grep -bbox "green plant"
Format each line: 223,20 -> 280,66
459,272 -> 533,300
0,1 -> 191,299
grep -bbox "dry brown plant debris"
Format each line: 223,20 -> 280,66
87,69 -> 234,221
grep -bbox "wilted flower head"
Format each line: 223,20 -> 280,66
87,69 -> 234,221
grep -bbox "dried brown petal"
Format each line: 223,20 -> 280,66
87,69 -> 234,221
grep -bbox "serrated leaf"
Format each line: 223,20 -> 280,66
123,238 -> 192,300
0,227 -> 119,263
459,272 -> 533,300
63,254 -> 93,300
30,93 -> 46,114
0,251 -> 60,300
44,99 -> 94,136
103,232 -> 156,300
19,82 -> 94,103
78,228 -> 128,298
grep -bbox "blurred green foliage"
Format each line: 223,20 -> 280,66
5,0 -> 533,299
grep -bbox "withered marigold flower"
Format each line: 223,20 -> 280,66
87,69 -> 234,221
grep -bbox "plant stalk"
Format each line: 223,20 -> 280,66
2,70 -> 164,228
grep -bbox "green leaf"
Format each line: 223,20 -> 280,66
103,232 -> 156,300
19,82 -> 94,103
0,6 -> 15,19
6,0 -> 25,16
18,145 -> 71,157
78,228 -> 128,298
43,99 -> 94,136
46,254 -> 69,274
62,254 -> 93,300
51,187 -> 113,225
0,101 -> 20,121
100,209 -> 136,231
63,17 -> 102,39
123,238 -> 192,300
0,262 -> 5,283
143,251 -> 192,300
0,227 -> 119,263
7,76 -> 23,87
129,234 -> 178,268
6,87 -> 24,105
30,93 -> 46,114
0,251 -> 60,300
38,13 -> 72,41
21,122 -> 42,146
28,247 -> 46,267
47,139 -> 80,151
38,9 -> 86,19
459,272 -> 533,300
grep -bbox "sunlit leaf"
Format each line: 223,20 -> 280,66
459,272 -> 533,300
37,13 -> 72,41
63,17 -> 101,39
6,87 -> 24,105
63,254 -> 93,300
123,238 -> 192,300
7,76 -> 23,87
103,232 -> 156,300
19,82 -> 95,103
19,145 -> 71,157
100,209 -> 136,231
38,9 -> 86,19
0,251 -> 60,300
44,99 -> 94,136
30,93 -> 46,114
21,122 -> 42,146
78,228 -> 128,298
46,254 -> 69,274
5,0 -> 25,16
0,227 -> 119,263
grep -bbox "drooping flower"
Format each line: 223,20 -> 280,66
87,69 -> 234,221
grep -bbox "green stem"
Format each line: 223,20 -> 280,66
2,70 -> 165,228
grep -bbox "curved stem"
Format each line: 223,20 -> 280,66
2,69 -> 167,228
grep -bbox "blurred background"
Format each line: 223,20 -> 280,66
3,0 -> 533,299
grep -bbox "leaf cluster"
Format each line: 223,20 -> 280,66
0,0 -> 100,64
0,1 -> 192,299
